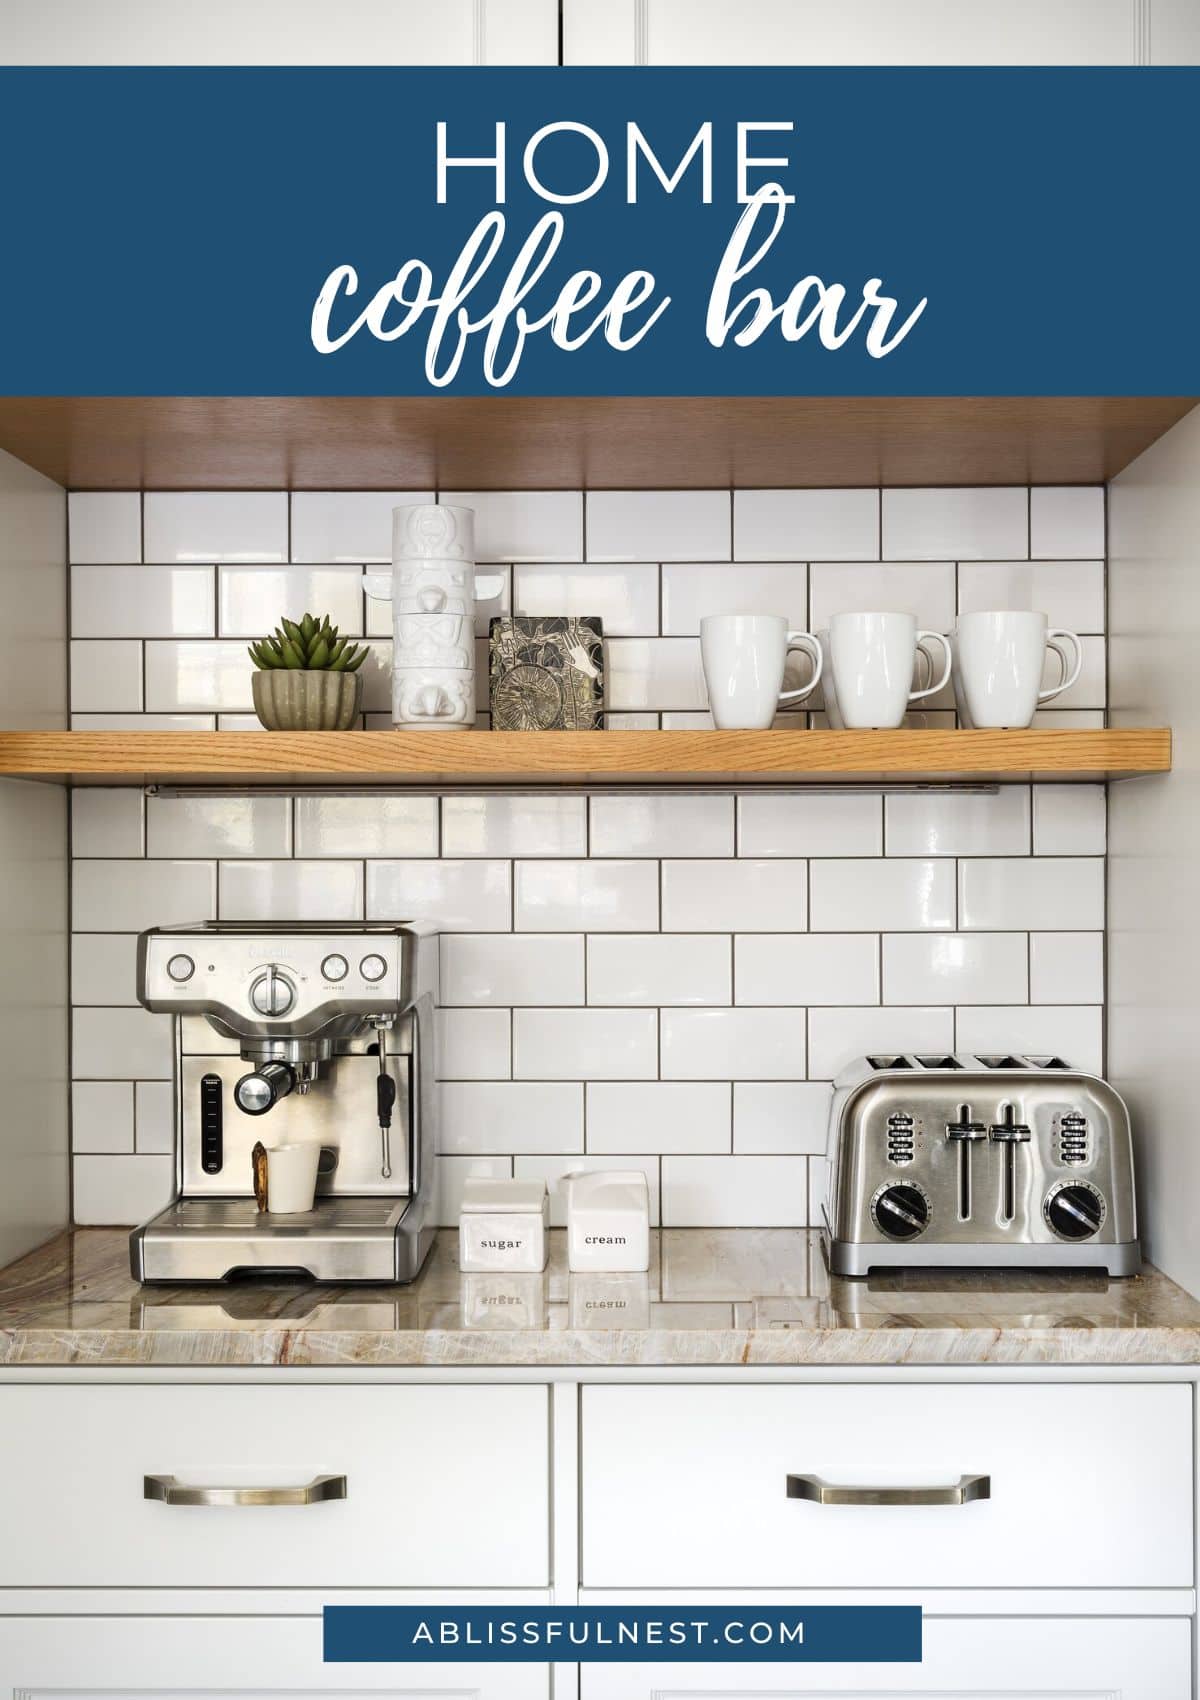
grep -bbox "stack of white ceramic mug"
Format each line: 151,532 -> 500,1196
699,610 -> 1081,730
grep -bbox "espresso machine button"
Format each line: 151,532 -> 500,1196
321,953 -> 349,981
166,953 -> 195,982
249,966 -> 295,1016
359,953 -> 389,982
234,1060 -> 296,1116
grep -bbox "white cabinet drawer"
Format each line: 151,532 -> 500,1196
580,1616 -> 1191,1698
582,1383 -> 1193,1588
0,1615 -> 547,1694
0,1383 -> 548,1588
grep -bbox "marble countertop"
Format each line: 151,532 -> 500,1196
2,1228 -> 1200,1367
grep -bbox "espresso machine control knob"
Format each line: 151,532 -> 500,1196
320,953 -> 349,981
234,1060 -> 296,1116
166,953 -> 195,982
249,965 -> 295,1017
871,1182 -> 930,1240
1044,1180 -> 1105,1240
359,953 -> 389,982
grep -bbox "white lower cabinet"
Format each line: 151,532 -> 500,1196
0,1615 -> 546,1696
579,1616 -> 1192,1697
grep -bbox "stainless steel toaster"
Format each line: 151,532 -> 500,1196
821,1054 -> 1139,1277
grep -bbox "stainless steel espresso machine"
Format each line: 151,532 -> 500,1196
129,922 -> 438,1284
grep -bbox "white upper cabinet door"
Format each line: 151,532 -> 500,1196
564,0 -> 1165,64
0,0 -> 559,64
580,1617 -> 1191,1698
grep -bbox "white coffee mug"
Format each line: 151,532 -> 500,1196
819,629 -> 945,729
953,611 -> 1082,728
265,1143 -> 321,1214
828,611 -> 952,729
699,613 -> 822,730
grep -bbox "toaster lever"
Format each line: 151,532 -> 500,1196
990,1104 -> 1031,1142
945,1105 -> 987,1141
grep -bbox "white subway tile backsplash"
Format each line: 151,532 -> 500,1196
1029,486 -> 1105,559
72,1008 -> 173,1079
1032,785 -> 1107,855
143,492 -> 287,563
956,1004 -> 1103,1074
663,860 -> 807,932
884,788 -> 1031,857
586,1082 -> 731,1154
368,859 -> 511,931
809,560 -> 956,631
957,560 -> 1104,631
733,1082 -> 831,1155
219,859 -> 363,922
662,1155 -> 808,1227
883,932 -> 1028,1005
71,934 -> 138,1006
590,793 -> 734,859
514,1154 -> 660,1227
515,860 -> 657,932
440,1082 -> 582,1154
438,1008 -> 511,1080
73,1155 -> 175,1225
71,712 -> 215,731
959,857 -> 1104,931
661,562 -> 808,635
72,564 -> 214,638
442,794 -> 586,858
734,489 -> 878,561
882,487 -> 1028,560
808,1006 -> 954,1080
440,490 -> 583,561
72,789 -> 143,858
70,641 -> 143,713
290,491 -> 433,564
605,638 -> 705,711
134,1081 -> 175,1155
73,859 -> 215,932
660,1008 -> 806,1080
735,934 -> 879,1006
146,795 -> 292,859
587,490 -> 729,561
64,479 -> 1110,1228
144,641 -> 253,712
809,860 -> 955,932
588,934 -> 731,1006
68,492 -> 141,565
294,796 -> 438,859
513,1009 -> 657,1079
514,562 -> 658,635
72,1081 -> 134,1154
441,934 -> 584,1007
218,565 -> 364,637
1030,932 -> 1105,1003
738,793 -> 882,858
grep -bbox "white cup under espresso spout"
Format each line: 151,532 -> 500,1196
699,613 -> 822,730
953,611 -> 1082,728
827,611 -> 952,729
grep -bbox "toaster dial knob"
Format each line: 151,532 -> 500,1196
871,1183 -> 930,1241
1044,1180 -> 1105,1241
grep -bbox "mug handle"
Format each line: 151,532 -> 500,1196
1039,630 -> 1083,703
908,630 -> 952,703
778,632 -> 824,705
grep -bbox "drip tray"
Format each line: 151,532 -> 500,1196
133,1195 -> 414,1284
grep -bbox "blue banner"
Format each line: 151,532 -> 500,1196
1,67 -> 1196,397
323,1604 -> 922,1663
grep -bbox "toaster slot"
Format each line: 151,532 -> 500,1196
977,1054 -> 1026,1069
1030,1055 -> 1070,1070
867,1054 -> 912,1070
915,1054 -> 961,1069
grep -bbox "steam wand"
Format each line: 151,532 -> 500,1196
373,1018 -> 396,1180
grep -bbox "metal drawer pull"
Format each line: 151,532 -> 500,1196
144,1473 -> 347,1507
787,1472 -> 990,1507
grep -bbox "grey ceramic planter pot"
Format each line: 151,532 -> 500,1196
252,669 -> 363,731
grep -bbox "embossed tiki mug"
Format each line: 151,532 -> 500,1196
362,504 -> 504,729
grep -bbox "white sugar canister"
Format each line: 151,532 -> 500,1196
458,1177 -> 549,1273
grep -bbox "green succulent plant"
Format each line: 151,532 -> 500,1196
248,612 -> 368,673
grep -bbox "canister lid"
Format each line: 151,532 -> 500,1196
459,1178 -> 548,1215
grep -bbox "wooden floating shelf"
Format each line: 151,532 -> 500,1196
0,729 -> 1172,789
